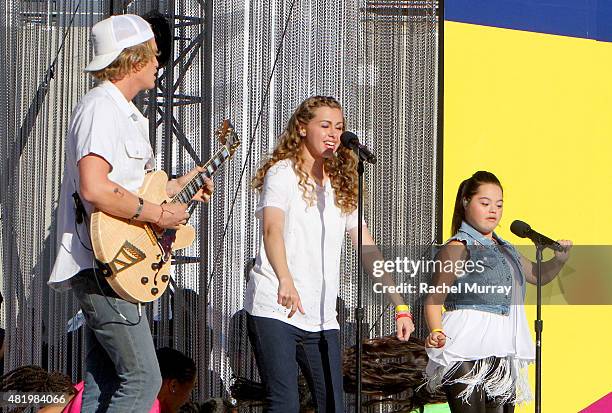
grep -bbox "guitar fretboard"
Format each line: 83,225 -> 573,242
172,146 -> 231,204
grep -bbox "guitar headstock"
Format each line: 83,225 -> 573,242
215,119 -> 240,156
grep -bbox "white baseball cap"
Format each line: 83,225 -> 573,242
84,14 -> 155,72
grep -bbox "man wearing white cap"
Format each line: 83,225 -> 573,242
49,14 -> 212,412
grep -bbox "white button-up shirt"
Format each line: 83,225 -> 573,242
49,81 -> 154,290
244,159 -> 361,332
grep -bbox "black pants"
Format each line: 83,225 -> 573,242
246,314 -> 344,413
444,360 -> 515,413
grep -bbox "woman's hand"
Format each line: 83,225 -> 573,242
554,240 -> 573,264
425,331 -> 447,348
277,277 -> 305,318
522,239 -> 574,285
396,317 -> 415,341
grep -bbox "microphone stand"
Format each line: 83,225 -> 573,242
535,244 -> 543,413
355,155 -> 364,413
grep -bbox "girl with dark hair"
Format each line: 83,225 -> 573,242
156,347 -> 197,413
61,347 -> 197,413
423,171 -> 572,413
245,96 -> 414,412
0,365 -> 76,413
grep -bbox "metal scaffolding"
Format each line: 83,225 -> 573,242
0,0 -> 440,409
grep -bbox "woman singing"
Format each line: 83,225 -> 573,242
423,171 -> 571,412
244,96 -> 414,412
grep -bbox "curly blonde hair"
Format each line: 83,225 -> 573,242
253,96 -> 358,214
90,40 -> 157,82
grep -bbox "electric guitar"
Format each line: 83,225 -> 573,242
90,120 -> 240,303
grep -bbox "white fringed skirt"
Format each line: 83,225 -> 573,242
424,307 -> 535,405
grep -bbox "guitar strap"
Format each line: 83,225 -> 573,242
96,260 -> 113,279
71,190 -> 110,278
71,190 -> 86,224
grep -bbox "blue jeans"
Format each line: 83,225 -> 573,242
247,314 -> 344,412
70,269 -> 162,412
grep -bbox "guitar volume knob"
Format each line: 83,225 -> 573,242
151,288 -> 159,295
141,277 -> 149,285
161,275 -> 169,282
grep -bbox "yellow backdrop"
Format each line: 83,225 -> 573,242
444,21 -> 612,412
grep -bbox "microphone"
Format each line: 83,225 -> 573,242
340,131 -> 377,164
510,220 -> 564,252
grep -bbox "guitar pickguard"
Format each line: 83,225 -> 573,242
108,241 -> 147,274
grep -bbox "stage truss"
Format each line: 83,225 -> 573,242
0,0 -> 439,409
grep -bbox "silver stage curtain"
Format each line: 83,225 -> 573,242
0,0 -> 438,410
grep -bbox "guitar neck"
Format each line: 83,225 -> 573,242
171,146 -> 231,204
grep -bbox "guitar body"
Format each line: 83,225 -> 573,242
90,170 -> 196,303
89,119 -> 239,303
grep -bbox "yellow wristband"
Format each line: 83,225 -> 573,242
431,328 -> 444,334
395,304 -> 410,313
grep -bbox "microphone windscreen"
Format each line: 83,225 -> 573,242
510,220 -> 531,238
143,10 -> 172,67
340,131 -> 358,147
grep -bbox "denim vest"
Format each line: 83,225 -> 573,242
443,221 -> 526,316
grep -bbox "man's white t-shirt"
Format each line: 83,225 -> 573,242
244,159 -> 361,332
49,81 -> 154,291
